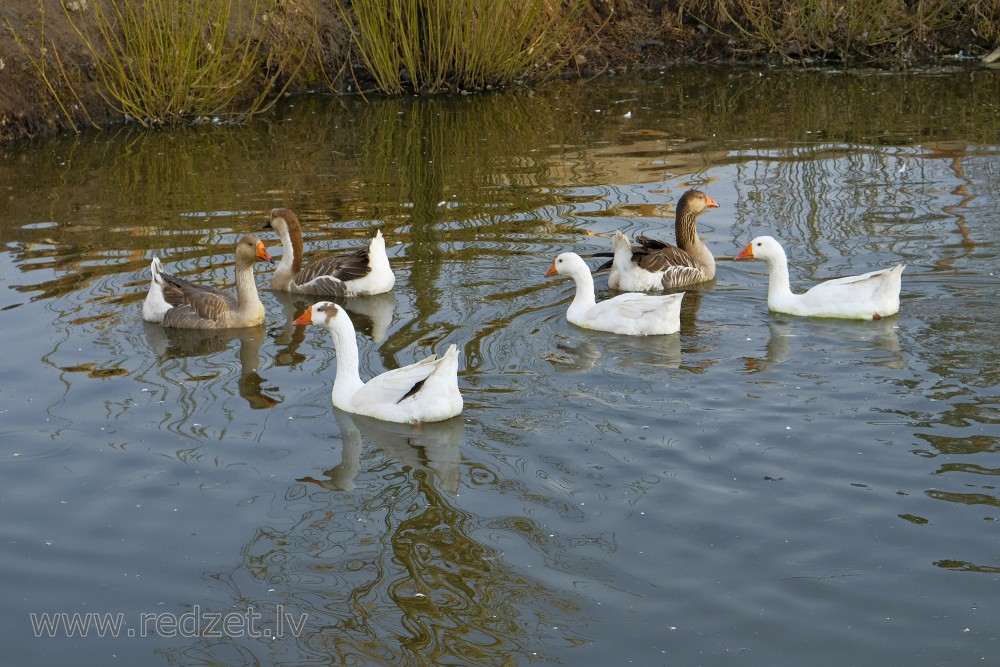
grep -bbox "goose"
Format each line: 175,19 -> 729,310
599,189 -> 720,291
143,234 -> 273,329
265,207 -> 395,297
545,252 -> 683,335
294,302 -> 463,423
734,235 -> 905,320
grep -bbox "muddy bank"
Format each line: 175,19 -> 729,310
1,1 -> 996,145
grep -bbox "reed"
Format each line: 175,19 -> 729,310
970,0 -> 1000,44
6,2 -> 98,133
62,0 -> 305,127
337,0 -> 588,94
699,0 -> 979,61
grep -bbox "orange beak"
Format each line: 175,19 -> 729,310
293,306 -> 313,325
734,242 -> 754,260
544,261 -> 558,278
256,241 -> 273,263
705,195 -> 720,208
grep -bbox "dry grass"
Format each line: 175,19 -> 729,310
337,0 -> 590,94
61,0 -> 308,126
683,0 -> 993,62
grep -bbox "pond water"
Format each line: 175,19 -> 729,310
2,65 -> 1000,665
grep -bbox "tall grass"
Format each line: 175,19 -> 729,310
6,1 -> 98,133
698,0 -> 980,61
63,0 -> 305,126
337,0 -> 589,94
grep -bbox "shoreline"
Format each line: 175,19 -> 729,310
2,1 -> 996,146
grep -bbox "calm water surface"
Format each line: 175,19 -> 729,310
2,66 -> 1000,665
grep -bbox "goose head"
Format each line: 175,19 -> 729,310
678,190 -> 720,216
236,234 -> 273,264
264,207 -> 301,235
294,301 -> 347,329
735,235 -> 787,262
264,208 -> 306,261
544,252 -> 590,278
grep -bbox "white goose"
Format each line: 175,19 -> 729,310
265,208 -> 395,297
143,234 -> 273,329
294,302 -> 463,424
601,189 -> 720,291
734,235 -> 905,320
545,252 -> 683,335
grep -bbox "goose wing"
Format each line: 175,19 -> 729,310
595,292 -> 680,320
632,235 -> 699,272
806,265 -> 902,301
353,353 -> 444,406
293,250 -> 373,296
159,271 -> 236,313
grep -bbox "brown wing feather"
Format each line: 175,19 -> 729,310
632,235 -> 699,273
297,249 -> 372,285
292,275 -> 348,298
159,271 -> 235,308
594,258 -> 613,273
158,271 -> 237,325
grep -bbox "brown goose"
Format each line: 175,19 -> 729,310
142,234 -> 273,329
264,208 -> 395,298
600,189 -> 720,291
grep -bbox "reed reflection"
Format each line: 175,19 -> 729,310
354,93 -> 594,360
143,322 -> 280,410
161,456 -> 580,666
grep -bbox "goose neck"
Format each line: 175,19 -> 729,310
328,323 -> 365,405
764,252 -> 794,301
567,267 -> 597,311
275,225 -> 300,275
675,204 -> 702,249
233,259 -> 262,312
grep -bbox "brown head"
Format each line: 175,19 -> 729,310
265,208 -> 305,272
675,190 -> 719,247
678,190 -> 720,216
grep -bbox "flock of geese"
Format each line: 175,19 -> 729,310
142,192 -> 905,424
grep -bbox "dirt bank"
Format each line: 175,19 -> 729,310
1,1 -> 995,145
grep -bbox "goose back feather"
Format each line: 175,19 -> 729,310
266,208 -> 395,297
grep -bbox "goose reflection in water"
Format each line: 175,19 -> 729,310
543,332 -> 682,372
143,322 -> 280,409
742,318 -> 903,373
542,288 -> 705,372
298,407 -> 464,493
270,289 -> 398,368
